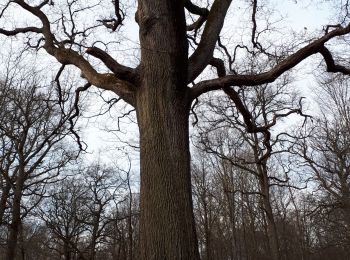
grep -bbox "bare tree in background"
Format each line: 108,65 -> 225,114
107,188 -> 140,260
0,71 -> 78,259
194,80 -> 306,260
1,0 -> 350,258
83,163 -> 126,260
292,75 -> 350,254
39,178 -> 90,260
37,161 -> 136,260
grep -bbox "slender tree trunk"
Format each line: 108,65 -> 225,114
342,202 -> 350,245
260,172 -> 280,260
19,224 -> 26,260
6,194 -> 21,260
90,213 -> 100,260
245,192 -> 258,260
0,180 -> 11,225
226,192 -> 238,260
126,170 -> 133,260
63,240 -> 71,260
251,131 -> 280,260
6,170 -> 25,260
340,180 -> 350,241
240,193 -> 249,260
203,197 -> 212,260
263,197 -> 280,260
136,1 -> 199,259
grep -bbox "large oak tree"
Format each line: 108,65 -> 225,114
1,0 -> 350,259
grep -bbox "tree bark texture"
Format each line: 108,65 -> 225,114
136,2 -> 199,259
137,101 -> 199,259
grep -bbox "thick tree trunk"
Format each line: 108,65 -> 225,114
136,0 -> 199,259
136,95 -> 199,259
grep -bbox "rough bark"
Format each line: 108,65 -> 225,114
137,102 -> 199,259
135,1 -> 200,259
136,78 -> 199,259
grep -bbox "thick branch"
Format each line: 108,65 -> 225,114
251,0 -> 258,48
209,57 -> 226,77
187,0 -> 232,82
187,15 -> 208,32
0,27 -> 42,36
86,47 -> 138,84
319,45 -> 350,74
185,0 -> 208,16
209,57 -> 262,133
223,87 -> 257,133
113,0 -> 124,27
185,0 -> 209,31
190,23 -> 350,99
12,0 -> 55,43
0,0 -> 137,105
46,46 -> 136,105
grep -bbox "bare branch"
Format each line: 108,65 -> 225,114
69,82 -> 91,151
86,46 -> 138,84
0,0 -> 137,105
250,0 -> 273,57
185,0 -> 209,32
319,46 -> 350,74
187,0 -> 232,82
36,0 -> 52,9
190,23 -> 350,99
48,45 -> 136,104
0,27 -> 42,36
185,0 -> 208,16
251,0 -> 259,48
